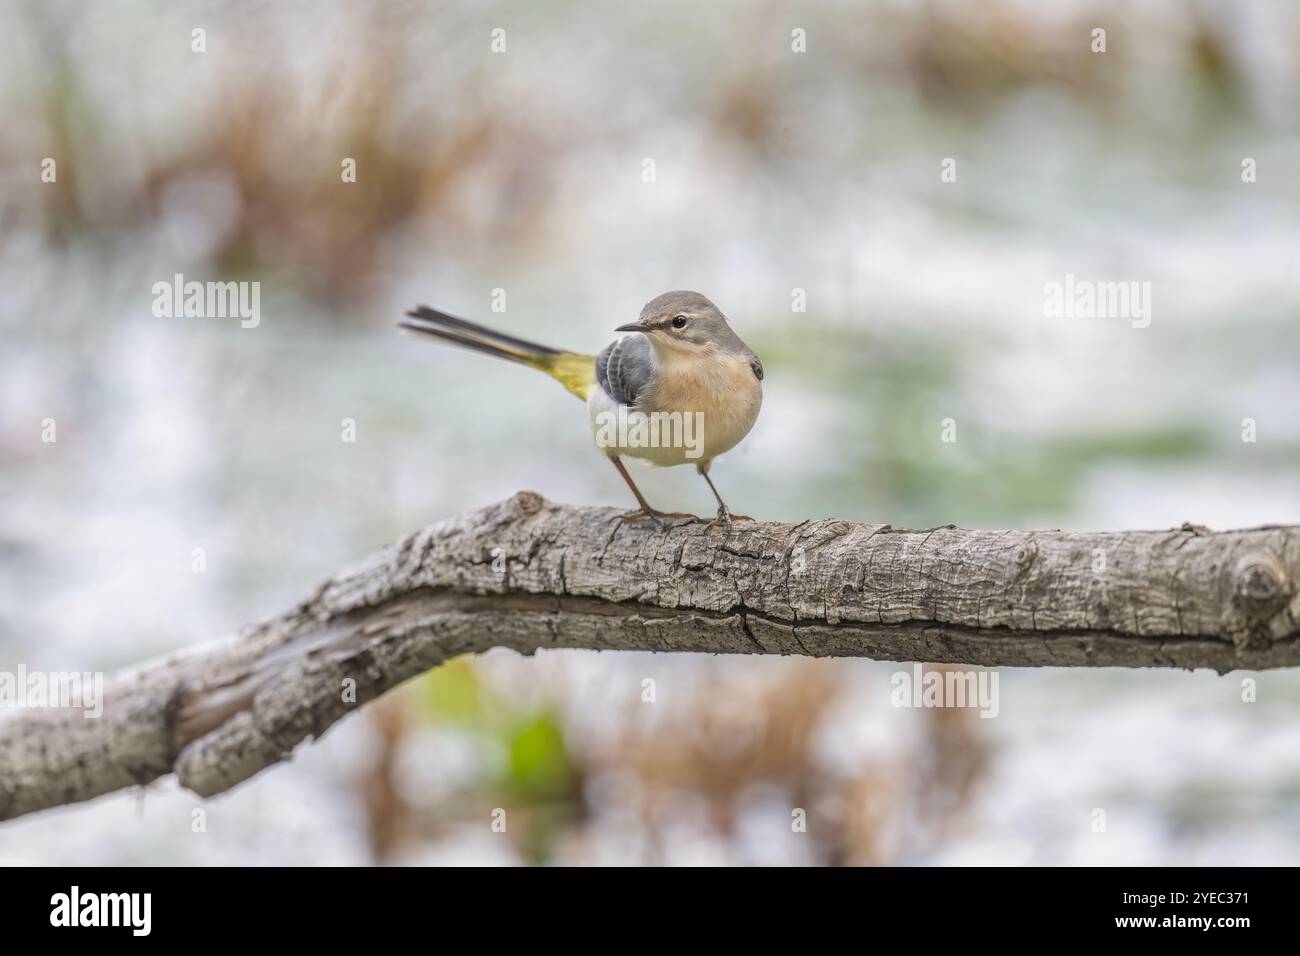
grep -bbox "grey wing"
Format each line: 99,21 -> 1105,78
595,335 -> 655,408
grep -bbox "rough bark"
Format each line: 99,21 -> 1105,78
2,492 -> 1298,822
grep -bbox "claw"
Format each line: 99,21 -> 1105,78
621,509 -> 701,528
621,509 -> 665,528
709,505 -> 753,529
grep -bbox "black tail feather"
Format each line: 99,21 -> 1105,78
401,305 -> 560,356
399,304 -> 596,399
398,315 -> 523,363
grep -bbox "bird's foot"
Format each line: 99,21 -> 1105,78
709,505 -> 754,529
620,509 -> 700,528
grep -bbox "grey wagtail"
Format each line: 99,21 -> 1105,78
400,290 -> 763,526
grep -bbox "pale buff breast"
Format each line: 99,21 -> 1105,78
587,351 -> 762,466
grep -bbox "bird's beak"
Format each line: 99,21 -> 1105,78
614,321 -> 645,333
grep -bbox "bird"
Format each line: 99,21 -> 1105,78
399,290 -> 763,527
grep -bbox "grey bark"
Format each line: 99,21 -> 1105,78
2,491 -> 1298,822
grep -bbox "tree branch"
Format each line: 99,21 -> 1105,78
3,491 -> 1299,822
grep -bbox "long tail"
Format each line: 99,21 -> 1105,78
400,306 -> 596,400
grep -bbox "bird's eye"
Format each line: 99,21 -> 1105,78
671,315 -> 688,330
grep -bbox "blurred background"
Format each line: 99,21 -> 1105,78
2,0 -> 1300,864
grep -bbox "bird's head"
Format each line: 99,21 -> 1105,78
616,291 -> 744,357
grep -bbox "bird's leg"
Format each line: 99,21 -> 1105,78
611,457 -> 696,527
697,465 -> 752,526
